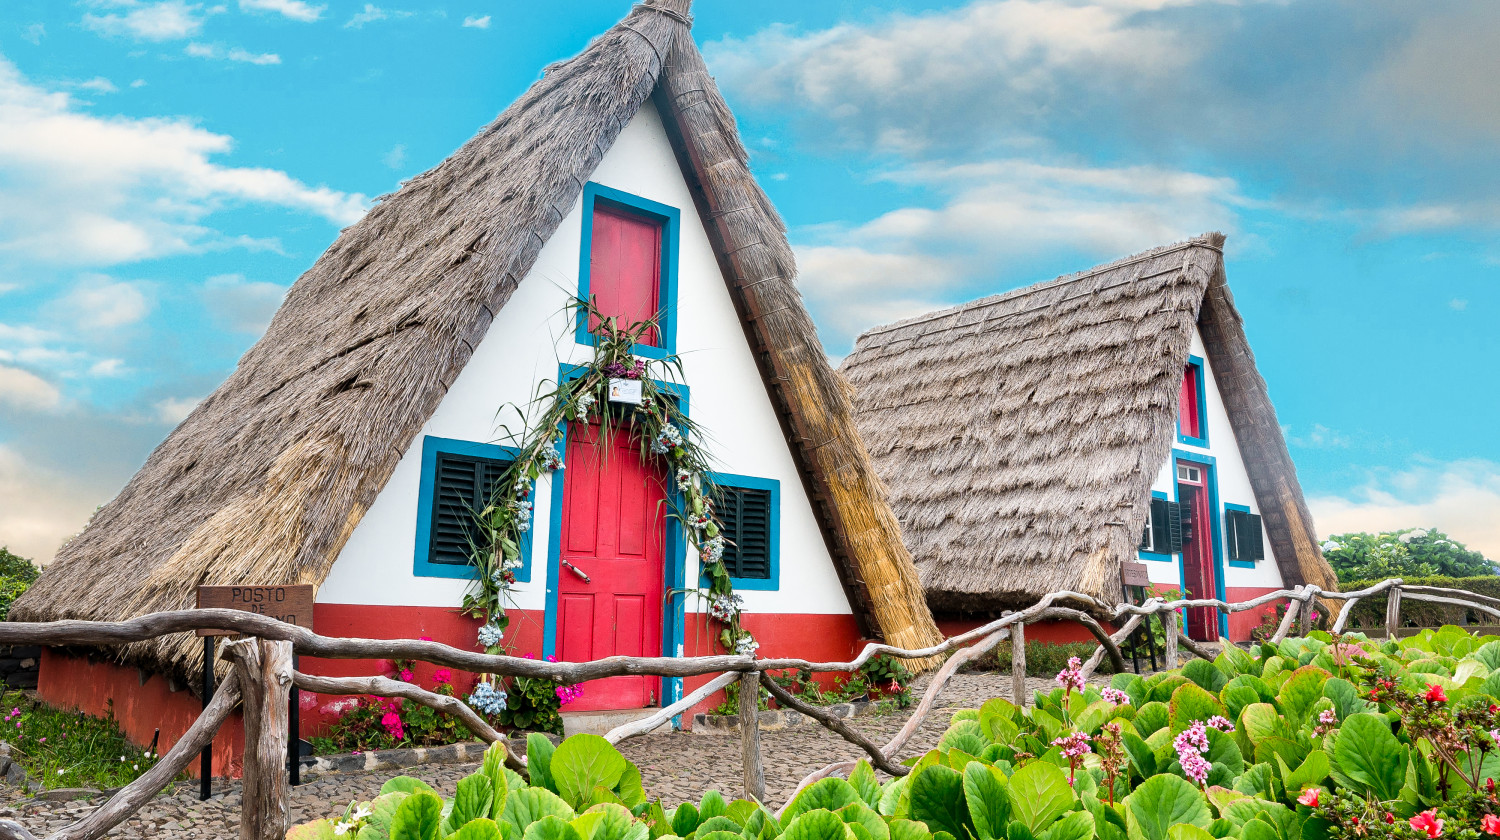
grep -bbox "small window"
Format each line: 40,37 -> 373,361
415,436 -> 531,580
707,474 -> 780,589
1178,357 -> 1208,445
1140,496 -> 1187,556
576,183 -> 680,359
1226,508 -> 1265,565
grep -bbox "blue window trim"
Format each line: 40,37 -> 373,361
1177,354 -> 1210,447
1138,490 -> 1174,562
1224,503 -> 1257,568
541,363 -> 690,706
574,182 -> 681,361
1172,449 -> 1226,636
700,472 -> 781,591
413,436 -> 535,582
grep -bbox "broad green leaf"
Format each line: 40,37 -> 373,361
981,698 -> 1021,743
910,765 -> 972,839
887,819 -> 932,840
445,773 -> 497,834
783,778 -> 862,826
781,810 -> 849,840
1120,731 -> 1156,778
617,763 -> 647,810
503,788 -> 578,836
1219,799 -> 1289,830
1168,684 -> 1226,735
837,803 -> 890,840
1237,705 -> 1283,746
670,803 -> 699,837
699,791 -> 729,822
1252,737 -> 1307,770
848,762 -> 882,810
1276,668 -> 1328,727
1149,676 -> 1191,705
551,735 -> 629,811
381,777 -> 438,797
528,735 -> 559,794
287,820 -> 338,840
360,792 -> 409,840
1133,703 -> 1168,738
698,831 -> 742,840
1122,775 -> 1210,840
1183,660 -> 1227,693
451,820 -> 508,840
1204,728 -> 1244,776
1215,645 -> 1258,679
1219,686 -> 1260,723
1333,713 -> 1408,801
524,815 -> 585,840
1006,823 -> 1035,840
483,742 -> 513,818
1319,679 -> 1369,721
390,792 -> 444,840
963,761 -> 1010,840
940,720 -> 990,756
1079,793 -> 1126,840
1037,811 -> 1093,840
696,817 -> 741,836
1275,750 -> 1329,796
642,803 -> 672,840
1006,760 -> 1074,833
878,776 -> 910,818
1165,826 -> 1213,840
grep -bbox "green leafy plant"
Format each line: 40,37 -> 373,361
0,690 -> 165,791
1323,529 -> 1494,583
0,547 -> 38,622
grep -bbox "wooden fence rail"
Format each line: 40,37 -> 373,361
0,577 -> 1488,837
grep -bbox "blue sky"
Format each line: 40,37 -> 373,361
0,0 -> 1496,562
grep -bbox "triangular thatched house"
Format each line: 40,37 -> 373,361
15,0 -> 940,755
840,234 -> 1338,642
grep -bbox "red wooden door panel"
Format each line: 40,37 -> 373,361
1178,472 -> 1218,641
557,422 -> 666,710
1179,365 -> 1201,439
589,206 -> 661,345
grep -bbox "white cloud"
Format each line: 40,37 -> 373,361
238,0 -> 324,22
383,143 -> 406,169
462,15 -> 490,29
0,55 -> 367,265
83,1 -> 206,42
154,395 -> 202,424
186,42 -> 282,64
130,79 -> 147,88
0,364 -> 61,412
345,4 -> 410,28
88,358 -> 127,377
1451,298 -> 1469,311
0,445 -> 100,563
73,77 -> 119,94
201,273 -> 286,333
1309,460 -> 1500,561
21,24 -> 45,46
1289,423 -> 1350,450
56,277 -> 150,330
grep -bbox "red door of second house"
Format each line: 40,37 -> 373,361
1178,463 -> 1218,641
557,422 -> 666,711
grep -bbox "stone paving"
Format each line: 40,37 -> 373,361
0,672 -> 1109,838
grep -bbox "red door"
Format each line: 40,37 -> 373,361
1178,463 -> 1218,641
588,205 -> 661,345
557,422 -> 666,710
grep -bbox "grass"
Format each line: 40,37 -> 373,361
0,690 -> 167,792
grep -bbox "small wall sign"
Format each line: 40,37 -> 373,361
608,378 -> 643,405
1121,561 -> 1151,588
195,584 -> 315,636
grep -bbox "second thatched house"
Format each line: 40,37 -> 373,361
840,234 -> 1338,643
14,0 -> 940,766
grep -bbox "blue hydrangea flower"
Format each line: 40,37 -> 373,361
469,681 -> 508,715
477,623 -> 504,648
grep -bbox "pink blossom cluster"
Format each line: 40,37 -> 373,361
555,683 -> 584,705
377,698 -> 405,741
1173,721 -> 1212,785
1051,731 -> 1091,759
1206,715 -> 1235,732
433,669 -> 452,685
1055,657 -> 1085,694
1100,687 -> 1129,705
1319,709 -> 1337,725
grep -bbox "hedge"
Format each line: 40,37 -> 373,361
1340,574 -> 1500,631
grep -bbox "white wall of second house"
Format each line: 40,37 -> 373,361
318,100 -> 853,618
1140,327 -> 1286,593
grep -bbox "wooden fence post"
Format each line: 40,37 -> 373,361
229,638 -> 293,840
738,671 -> 765,803
1162,611 -> 1178,670
1011,621 -> 1027,706
1386,587 -> 1403,639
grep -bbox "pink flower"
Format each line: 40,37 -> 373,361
1319,709 -> 1337,725
1055,657 -> 1085,694
420,636 -> 432,641
380,711 -> 405,740
1100,687 -> 1129,704
432,669 -> 452,685
1051,732 -> 1091,759
1425,683 -> 1448,703
1482,814 -> 1500,836
1409,810 -> 1443,838
1173,722 -> 1212,785
1207,715 -> 1234,732
399,669 -> 414,683
1297,788 -> 1320,807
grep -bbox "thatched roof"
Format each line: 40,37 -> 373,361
840,234 -> 1338,615
14,0 -> 942,678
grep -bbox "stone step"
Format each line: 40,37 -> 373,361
561,709 -> 661,737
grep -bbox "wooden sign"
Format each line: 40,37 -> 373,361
1121,561 -> 1151,588
196,585 -> 315,636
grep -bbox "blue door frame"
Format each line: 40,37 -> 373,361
1172,448 -> 1227,639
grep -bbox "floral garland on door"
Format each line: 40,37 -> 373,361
460,299 -> 756,704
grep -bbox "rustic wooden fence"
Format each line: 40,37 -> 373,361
0,577 -> 1493,838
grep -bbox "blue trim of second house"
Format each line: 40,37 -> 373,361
703,472 -> 781,591
413,436 -> 535,582
574,182 -> 681,360
1177,354 -> 1210,448
1172,448 -> 1226,637
541,363 -> 691,707
1224,503 -> 1256,568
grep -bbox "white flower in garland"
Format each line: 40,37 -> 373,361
573,391 -> 596,419
687,512 -> 711,531
675,468 -> 696,491
540,447 -> 565,472
734,635 -> 759,656
477,622 -> 505,648
700,535 -> 725,564
650,425 -> 683,455
468,681 -> 508,715
706,592 -> 743,622
512,500 -> 533,533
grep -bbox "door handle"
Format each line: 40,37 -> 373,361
561,560 -> 591,583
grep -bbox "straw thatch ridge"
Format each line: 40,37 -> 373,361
14,0 -> 942,680
840,234 -> 1337,615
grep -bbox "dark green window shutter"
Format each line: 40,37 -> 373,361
1228,510 -> 1264,563
1145,498 -> 1170,552
714,485 -> 772,579
429,453 -> 509,566
1165,500 -> 1187,554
